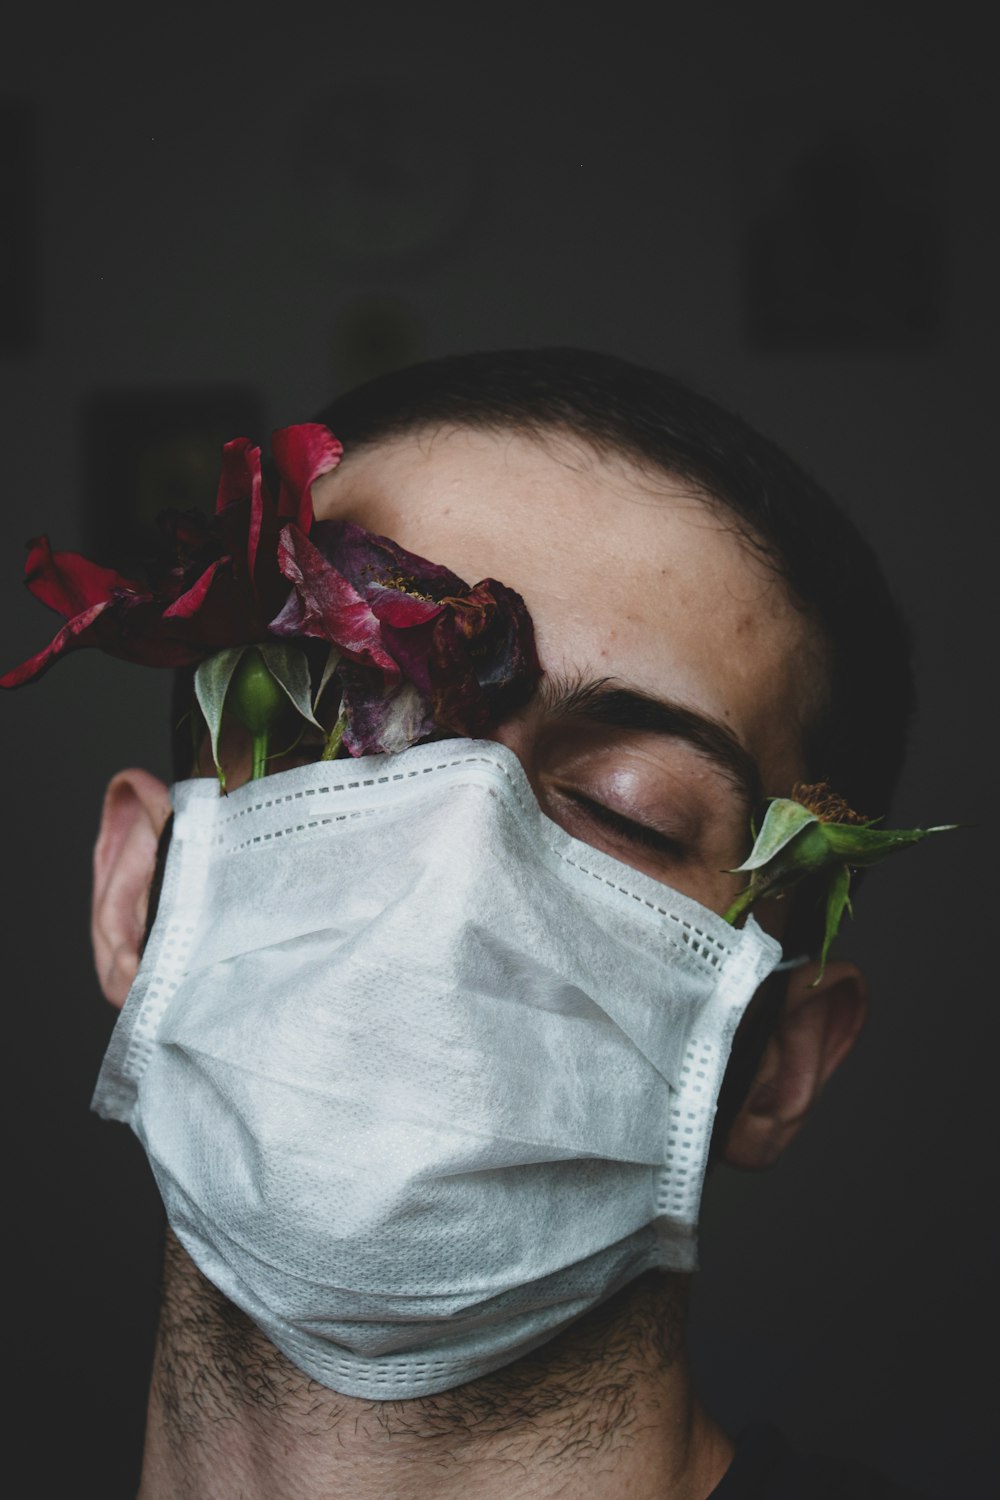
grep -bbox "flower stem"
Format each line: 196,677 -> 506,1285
722,885 -> 755,926
251,729 -> 269,781
321,712 -> 348,761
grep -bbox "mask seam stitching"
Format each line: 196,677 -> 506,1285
197,750 -> 736,966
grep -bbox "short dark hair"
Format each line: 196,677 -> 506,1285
313,347 -> 915,830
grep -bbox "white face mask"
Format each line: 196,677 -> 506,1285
93,740 -> 780,1400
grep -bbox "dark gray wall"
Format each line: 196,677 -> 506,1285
2,5 -> 992,1494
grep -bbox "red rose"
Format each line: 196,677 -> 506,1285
0,425 -> 342,688
270,520 -> 541,754
3,424 -> 543,775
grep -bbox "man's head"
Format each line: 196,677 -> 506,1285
310,347 -> 915,823
95,347 -> 913,1175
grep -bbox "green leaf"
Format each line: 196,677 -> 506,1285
194,646 -> 249,788
314,644 -> 343,712
730,798 -> 818,872
815,862 -> 853,983
257,643 -> 323,730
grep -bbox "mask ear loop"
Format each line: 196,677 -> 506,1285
707,952 -> 809,1161
140,814 -> 175,959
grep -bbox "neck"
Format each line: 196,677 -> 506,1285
138,1233 -> 732,1500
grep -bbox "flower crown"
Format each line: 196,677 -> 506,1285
1,423 -> 953,971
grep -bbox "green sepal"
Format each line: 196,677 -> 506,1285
194,647 -> 250,789
816,862 -> 853,984
314,644 -> 343,712
724,793 -> 959,967
255,643 -> 324,732
730,799 -> 819,871
194,642 -> 324,788
822,821 -> 956,864
723,819 -> 838,921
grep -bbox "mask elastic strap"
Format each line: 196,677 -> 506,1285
774,953 -> 811,972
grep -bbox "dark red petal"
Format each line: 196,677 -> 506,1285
154,568 -> 265,650
309,520 -> 468,603
272,524 -> 399,674
246,450 -> 266,587
94,630 -> 206,669
368,591 -> 445,628
459,579 -> 542,693
427,579 -> 541,733
272,425 -> 344,532
0,601 -> 112,686
159,508 -> 213,554
267,586 -> 308,637
213,436 -> 272,593
215,437 -> 260,513
161,557 -> 229,620
377,617 -> 439,695
426,625 -> 490,732
338,666 -> 436,756
23,536 -> 141,618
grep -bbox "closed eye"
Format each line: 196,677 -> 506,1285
554,788 -> 687,860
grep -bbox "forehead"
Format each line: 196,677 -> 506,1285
311,426 -> 822,793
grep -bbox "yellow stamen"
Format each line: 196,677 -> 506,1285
360,563 -> 436,602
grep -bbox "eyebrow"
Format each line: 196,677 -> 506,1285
537,673 -> 763,811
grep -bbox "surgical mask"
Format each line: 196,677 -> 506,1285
93,739 -> 781,1400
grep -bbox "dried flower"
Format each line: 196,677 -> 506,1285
1,425 -> 543,783
0,426 -> 342,686
271,520 -> 541,755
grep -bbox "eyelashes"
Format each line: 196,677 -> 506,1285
552,788 -> 687,860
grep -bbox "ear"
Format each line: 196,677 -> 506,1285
91,769 -> 172,1009
722,960 -> 870,1170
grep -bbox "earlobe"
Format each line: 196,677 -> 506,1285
722,960 -> 870,1171
91,769 -> 172,1009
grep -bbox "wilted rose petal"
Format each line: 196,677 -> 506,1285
313,520 -> 466,609
272,526 -> 399,674
0,599 -> 115,687
2,424 -> 544,772
23,536 -> 141,617
215,436 -> 260,515
217,438 -> 266,586
339,667 -> 436,756
162,557 -> 230,621
1,424 -> 342,690
287,523 -> 542,742
272,425 -> 344,532
425,579 -> 542,733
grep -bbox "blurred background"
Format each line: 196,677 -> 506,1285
1,3 -> 992,1493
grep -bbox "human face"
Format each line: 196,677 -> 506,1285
311,426 -> 825,920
